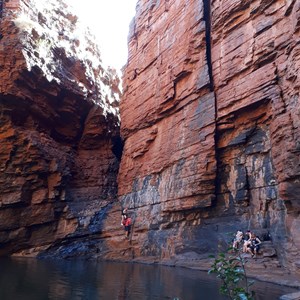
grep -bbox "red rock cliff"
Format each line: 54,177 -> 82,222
0,0 -> 121,256
1,0 -> 300,281
118,0 -> 300,277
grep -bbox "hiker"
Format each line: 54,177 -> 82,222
122,214 -> 132,238
121,207 -> 128,226
232,230 -> 243,250
242,230 -> 253,253
247,234 -> 261,258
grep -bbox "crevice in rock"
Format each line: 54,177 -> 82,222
285,0 -> 296,16
112,136 -> 124,161
203,0 -> 214,92
274,65 -> 288,114
203,0 -> 219,208
0,0 -> 3,17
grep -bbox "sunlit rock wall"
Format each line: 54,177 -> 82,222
118,0 -> 217,260
0,0 -> 121,256
119,0 -> 300,275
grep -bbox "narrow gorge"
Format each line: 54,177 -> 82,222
0,0 -> 300,284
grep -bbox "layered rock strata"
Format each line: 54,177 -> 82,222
1,0 -> 300,282
120,0 -> 216,233
212,0 -> 300,274
118,0 -> 300,278
0,0 -> 121,256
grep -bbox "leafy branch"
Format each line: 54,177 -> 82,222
209,249 -> 255,300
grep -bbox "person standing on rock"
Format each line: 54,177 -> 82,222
122,214 -> 132,238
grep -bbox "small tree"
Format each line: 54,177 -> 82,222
209,249 -> 255,300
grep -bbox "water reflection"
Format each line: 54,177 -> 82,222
0,258 -> 297,300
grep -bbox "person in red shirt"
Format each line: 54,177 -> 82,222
122,215 -> 132,238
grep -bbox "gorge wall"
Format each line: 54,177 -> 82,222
117,0 -> 300,277
0,0 -> 121,256
1,0 -> 300,283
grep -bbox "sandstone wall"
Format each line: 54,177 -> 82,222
212,0 -> 300,272
1,0 -> 300,280
116,0 -> 219,263
118,0 -> 300,276
0,0 -> 121,256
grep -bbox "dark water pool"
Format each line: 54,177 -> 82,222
0,258 -> 297,299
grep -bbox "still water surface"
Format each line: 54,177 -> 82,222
0,258 -> 297,299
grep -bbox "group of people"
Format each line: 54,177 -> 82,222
232,230 -> 262,258
121,208 -> 132,238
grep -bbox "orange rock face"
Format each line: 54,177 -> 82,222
117,0 -> 218,265
212,0 -> 300,273
0,0 -> 121,256
1,0 -> 300,280
118,0 -> 300,276
120,0 -> 216,213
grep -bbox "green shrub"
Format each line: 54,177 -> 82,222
209,250 -> 255,300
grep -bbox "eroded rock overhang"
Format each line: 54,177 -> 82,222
0,0 -> 121,256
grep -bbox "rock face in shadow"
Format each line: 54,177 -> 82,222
117,0 -> 300,277
0,0 -> 121,256
211,0 -> 300,275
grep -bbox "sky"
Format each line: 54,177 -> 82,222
68,0 -> 138,70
